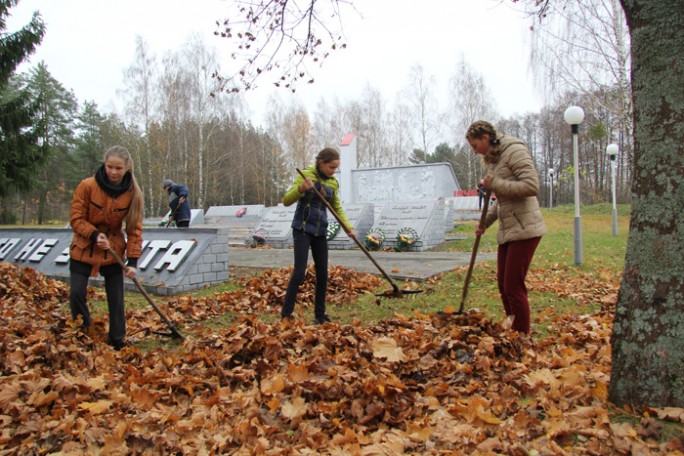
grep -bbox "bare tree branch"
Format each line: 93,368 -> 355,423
213,0 -> 355,94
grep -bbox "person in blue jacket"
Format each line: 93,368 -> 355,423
162,179 -> 191,227
281,148 -> 357,324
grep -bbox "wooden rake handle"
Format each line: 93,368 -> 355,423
295,168 -> 402,295
457,189 -> 492,314
107,247 -> 184,339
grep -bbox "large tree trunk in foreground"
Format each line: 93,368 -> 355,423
608,0 -> 684,407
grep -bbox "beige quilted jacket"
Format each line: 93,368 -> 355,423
483,135 -> 546,244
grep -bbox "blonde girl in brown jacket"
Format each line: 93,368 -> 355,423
466,121 -> 546,334
69,145 -> 144,350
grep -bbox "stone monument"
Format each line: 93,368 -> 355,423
251,204 -> 296,249
0,227 -> 229,295
335,134 -> 460,251
204,204 -> 267,245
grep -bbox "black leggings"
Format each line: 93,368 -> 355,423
281,229 -> 328,319
69,260 -> 126,343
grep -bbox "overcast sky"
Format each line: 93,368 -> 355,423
8,0 -> 542,128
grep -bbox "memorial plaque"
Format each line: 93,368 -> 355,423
204,205 -> 266,223
371,199 -> 446,251
447,196 -> 482,221
0,227 -> 229,295
204,205 -> 267,245
150,208 -> 205,227
253,205 -> 296,248
340,204 -> 366,223
351,163 -> 459,204
328,203 -> 374,250
376,202 -> 434,238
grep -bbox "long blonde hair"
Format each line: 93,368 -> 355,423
103,146 -> 144,229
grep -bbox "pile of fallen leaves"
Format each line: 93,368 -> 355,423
1,262 -> 683,455
123,264 -> 384,332
527,265 -> 621,310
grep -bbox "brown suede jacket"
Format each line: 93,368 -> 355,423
70,175 -> 143,276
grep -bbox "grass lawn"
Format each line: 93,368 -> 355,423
90,202 -> 631,339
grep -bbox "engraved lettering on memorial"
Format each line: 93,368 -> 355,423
14,238 -> 41,262
0,238 -> 21,261
139,240 -> 172,270
55,247 -> 70,264
28,239 -> 58,262
153,240 -> 196,272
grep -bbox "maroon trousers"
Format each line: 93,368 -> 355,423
497,236 -> 541,334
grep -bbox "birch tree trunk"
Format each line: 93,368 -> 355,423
122,37 -> 156,215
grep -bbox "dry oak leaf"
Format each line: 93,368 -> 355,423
650,407 -> 684,423
287,363 -> 312,383
261,373 -> 286,394
371,337 -> 406,362
0,382 -> 21,408
79,399 -> 114,415
281,396 -> 308,420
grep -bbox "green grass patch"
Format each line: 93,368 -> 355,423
85,204 -> 630,337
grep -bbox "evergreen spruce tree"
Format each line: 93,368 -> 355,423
0,0 -> 45,198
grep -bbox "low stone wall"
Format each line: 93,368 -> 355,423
0,227 -> 229,296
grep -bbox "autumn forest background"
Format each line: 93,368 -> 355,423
1,0 -> 632,225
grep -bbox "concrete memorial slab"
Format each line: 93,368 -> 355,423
204,205 -> 266,245
338,133 -> 357,205
204,205 -> 266,223
350,163 -> 459,205
447,196 -> 483,221
0,227 -> 229,295
252,203 -> 375,250
444,198 -> 457,230
373,199 -> 446,251
252,204 -> 296,248
327,203 -> 374,250
152,208 -> 205,227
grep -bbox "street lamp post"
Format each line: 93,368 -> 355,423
548,168 -> 555,209
606,143 -> 618,236
564,106 -> 585,265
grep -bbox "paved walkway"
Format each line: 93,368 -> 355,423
229,246 -> 496,281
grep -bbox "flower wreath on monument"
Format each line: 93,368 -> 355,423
364,228 -> 385,251
249,229 -> 267,248
326,221 -> 341,241
394,227 -> 419,252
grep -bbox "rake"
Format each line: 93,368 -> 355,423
296,168 -> 423,298
107,247 -> 184,339
457,189 -> 492,314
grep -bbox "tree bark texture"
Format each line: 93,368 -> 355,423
609,0 -> 684,407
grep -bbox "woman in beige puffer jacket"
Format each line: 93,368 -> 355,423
466,120 -> 546,334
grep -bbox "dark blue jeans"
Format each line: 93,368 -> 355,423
281,229 -> 328,319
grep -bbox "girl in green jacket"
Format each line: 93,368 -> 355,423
281,148 -> 356,324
